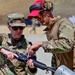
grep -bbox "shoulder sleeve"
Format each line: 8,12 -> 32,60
42,18 -> 74,53
0,33 -> 8,48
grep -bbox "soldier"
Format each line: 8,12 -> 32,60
0,13 -> 37,75
28,0 -> 74,75
30,18 -> 36,34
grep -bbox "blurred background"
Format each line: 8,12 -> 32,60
0,0 -> 75,25
0,0 -> 75,75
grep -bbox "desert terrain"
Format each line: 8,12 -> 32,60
0,0 -> 75,25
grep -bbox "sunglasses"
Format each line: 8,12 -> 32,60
34,15 -> 42,21
38,14 -> 42,19
12,27 -> 25,30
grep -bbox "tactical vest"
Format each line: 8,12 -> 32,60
50,17 -> 74,69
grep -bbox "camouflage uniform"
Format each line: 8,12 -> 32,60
0,13 -> 37,75
42,16 -> 74,70
28,0 -> 74,74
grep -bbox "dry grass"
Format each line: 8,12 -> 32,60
0,0 -> 75,24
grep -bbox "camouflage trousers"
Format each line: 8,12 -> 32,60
51,54 -> 57,75
0,66 -> 15,75
0,65 -> 27,75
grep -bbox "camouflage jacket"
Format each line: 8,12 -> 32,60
42,16 -> 74,69
0,33 -> 37,75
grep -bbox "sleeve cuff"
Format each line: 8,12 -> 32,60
28,66 -> 37,73
25,66 -> 37,75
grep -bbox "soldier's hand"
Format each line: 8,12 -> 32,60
0,48 -> 18,60
26,59 -> 35,69
28,42 -> 43,57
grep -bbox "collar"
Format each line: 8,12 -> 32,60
51,16 -> 61,25
43,16 -> 61,31
7,34 -> 25,46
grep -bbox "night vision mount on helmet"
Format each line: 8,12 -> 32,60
44,1 -> 54,11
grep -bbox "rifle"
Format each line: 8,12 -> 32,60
3,47 -> 55,73
4,50 -> 75,75
8,51 -> 55,73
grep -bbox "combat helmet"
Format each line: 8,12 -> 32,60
28,0 -> 54,19
30,0 -> 54,12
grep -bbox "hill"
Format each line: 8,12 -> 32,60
0,0 -> 75,24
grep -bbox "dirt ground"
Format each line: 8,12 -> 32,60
0,25 -> 46,37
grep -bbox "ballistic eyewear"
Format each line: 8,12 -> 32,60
12,26 -> 25,30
